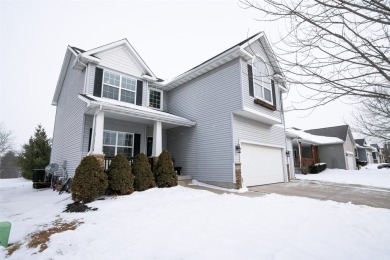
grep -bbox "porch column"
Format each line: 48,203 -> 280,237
311,145 -> 315,162
298,140 -> 303,173
152,121 -> 162,157
93,110 -> 105,154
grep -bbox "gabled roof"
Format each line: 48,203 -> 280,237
162,32 -> 287,91
305,125 -> 350,142
355,138 -> 365,146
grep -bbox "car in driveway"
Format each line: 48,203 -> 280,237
378,163 -> 390,169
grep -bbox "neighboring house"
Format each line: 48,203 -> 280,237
285,128 -> 344,177
355,138 -> 375,164
371,144 -> 383,163
304,125 -> 357,170
50,32 -> 289,189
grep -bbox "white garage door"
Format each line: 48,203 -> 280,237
241,143 -> 284,187
347,154 -> 355,170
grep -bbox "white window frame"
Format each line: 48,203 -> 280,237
252,56 -> 273,105
101,69 -> 137,104
103,130 -> 134,158
148,88 -> 163,110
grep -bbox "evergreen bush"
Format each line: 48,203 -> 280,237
106,154 -> 134,195
309,163 -> 327,173
133,153 -> 155,191
72,156 -> 108,203
155,150 -> 177,188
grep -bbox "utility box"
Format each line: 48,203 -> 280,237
0,221 -> 11,248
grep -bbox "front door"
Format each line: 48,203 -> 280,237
147,137 -> 153,157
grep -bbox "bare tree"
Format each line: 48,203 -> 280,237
240,0 -> 390,110
0,122 -> 14,157
352,89 -> 390,141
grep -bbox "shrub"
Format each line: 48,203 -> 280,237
72,156 -> 108,203
133,153 -> 155,191
309,163 -> 327,174
106,154 -> 134,195
155,150 -> 177,188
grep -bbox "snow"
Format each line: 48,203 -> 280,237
1,178 -> 390,259
296,164 -> 390,188
286,128 -> 343,144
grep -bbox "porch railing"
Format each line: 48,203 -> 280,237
294,157 -> 315,174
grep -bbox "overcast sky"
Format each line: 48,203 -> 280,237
0,0 -> 357,150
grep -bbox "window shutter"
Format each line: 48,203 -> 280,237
271,79 -> 276,108
93,67 -> 103,97
248,64 -> 254,97
136,80 -> 143,106
88,128 -> 92,152
134,134 -> 141,156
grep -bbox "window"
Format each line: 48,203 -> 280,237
102,70 -> 137,104
149,89 -> 162,110
252,57 -> 272,104
103,130 -> 133,158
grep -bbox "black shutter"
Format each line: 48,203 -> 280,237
136,80 -> 143,106
248,64 -> 254,97
93,67 -> 103,97
134,134 -> 141,156
271,79 -> 276,108
88,128 -> 92,152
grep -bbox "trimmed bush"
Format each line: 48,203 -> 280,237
155,150 -> 178,188
106,154 -> 134,195
72,156 -> 108,203
309,163 -> 327,174
133,153 -> 155,191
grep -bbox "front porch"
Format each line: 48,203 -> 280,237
293,141 -> 320,174
79,94 -> 196,171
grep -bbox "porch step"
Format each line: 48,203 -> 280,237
178,175 -> 192,187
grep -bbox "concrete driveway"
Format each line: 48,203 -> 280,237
248,180 -> 390,209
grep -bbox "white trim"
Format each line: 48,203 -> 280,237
346,151 -> 354,156
103,130 -> 134,157
252,56 -> 273,105
148,87 -> 163,110
239,106 -> 282,124
240,139 -> 285,149
101,68 -> 137,105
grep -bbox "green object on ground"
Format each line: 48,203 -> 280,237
0,221 -> 11,248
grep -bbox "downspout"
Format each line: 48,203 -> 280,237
280,89 -> 290,181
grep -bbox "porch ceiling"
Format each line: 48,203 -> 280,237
79,94 -> 196,129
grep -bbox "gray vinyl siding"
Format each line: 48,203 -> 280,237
242,39 -> 283,120
344,131 -> 356,169
232,115 -> 285,163
357,148 -> 367,161
81,114 -> 94,157
94,46 -> 143,78
167,58 -> 242,184
146,126 -> 167,152
50,54 -> 87,177
318,144 -> 346,169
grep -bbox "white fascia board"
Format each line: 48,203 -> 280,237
52,48 -> 74,106
164,46 -> 249,90
80,95 -> 195,127
235,107 -> 282,125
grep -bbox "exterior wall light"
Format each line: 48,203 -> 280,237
235,144 -> 241,154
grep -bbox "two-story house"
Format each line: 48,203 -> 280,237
50,32 -> 288,189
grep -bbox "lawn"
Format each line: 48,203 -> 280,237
296,164 -> 390,188
1,178 -> 390,259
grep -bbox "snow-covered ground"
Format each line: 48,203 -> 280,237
296,164 -> 390,188
1,178 -> 390,259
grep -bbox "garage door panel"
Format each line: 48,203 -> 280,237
241,143 -> 284,187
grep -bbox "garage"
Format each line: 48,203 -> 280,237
240,143 -> 285,187
346,152 -> 355,170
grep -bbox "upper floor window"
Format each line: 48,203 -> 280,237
252,57 -> 272,104
149,89 -> 162,110
102,70 -> 137,104
103,130 -> 133,158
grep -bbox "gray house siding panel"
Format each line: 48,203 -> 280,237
87,63 -> 96,95
241,51 -> 282,121
357,148 -> 367,161
81,115 -> 94,158
167,59 -> 242,184
50,55 -> 87,177
318,144 -> 346,169
232,114 -> 285,163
